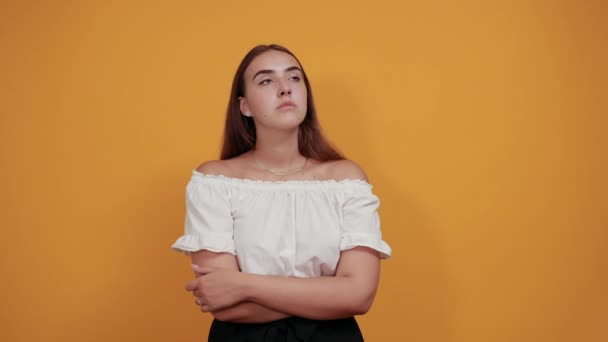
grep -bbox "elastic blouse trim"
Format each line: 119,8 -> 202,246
190,170 -> 374,192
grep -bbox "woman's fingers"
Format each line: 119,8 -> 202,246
185,278 -> 199,291
191,264 -> 214,275
186,265 -> 217,312
195,297 -> 211,312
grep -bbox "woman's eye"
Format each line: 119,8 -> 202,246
259,79 -> 272,85
290,76 -> 301,81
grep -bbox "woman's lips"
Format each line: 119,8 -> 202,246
277,102 -> 296,110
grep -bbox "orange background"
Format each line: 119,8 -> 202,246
1,1 -> 606,341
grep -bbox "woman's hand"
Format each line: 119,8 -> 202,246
185,264 -> 247,312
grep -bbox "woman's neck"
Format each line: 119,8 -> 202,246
253,128 -> 305,170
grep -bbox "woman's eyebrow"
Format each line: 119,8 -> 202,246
252,66 -> 302,80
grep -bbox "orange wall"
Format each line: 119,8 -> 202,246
1,1 -> 606,341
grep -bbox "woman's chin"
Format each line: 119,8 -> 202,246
260,113 -> 305,130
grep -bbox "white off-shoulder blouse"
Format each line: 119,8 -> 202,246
172,170 -> 392,278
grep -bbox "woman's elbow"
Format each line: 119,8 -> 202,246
212,305 -> 250,322
351,291 -> 376,316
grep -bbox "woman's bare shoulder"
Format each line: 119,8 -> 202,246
195,160 -> 236,176
196,160 -> 225,174
195,154 -> 250,177
324,159 -> 369,182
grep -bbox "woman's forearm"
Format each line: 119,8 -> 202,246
212,302 -> 289,323
239,274 -> 375,320
191,247 -> 380,320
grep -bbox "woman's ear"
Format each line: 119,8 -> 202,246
239,97 -> 251,117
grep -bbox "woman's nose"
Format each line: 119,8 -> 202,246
278,80 -> 291,96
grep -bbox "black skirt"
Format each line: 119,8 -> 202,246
208,316 -> 364,342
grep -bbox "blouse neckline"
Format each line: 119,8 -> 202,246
191,170 -> 373,189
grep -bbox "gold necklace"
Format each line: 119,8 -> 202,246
252,152 -> 308,176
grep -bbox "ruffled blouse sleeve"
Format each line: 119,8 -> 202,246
171,175 -> 235,256
340,185 -> 392,259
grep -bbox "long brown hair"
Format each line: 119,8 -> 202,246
220,44 -> 344,161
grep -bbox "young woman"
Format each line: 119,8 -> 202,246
172,44 -> 392,341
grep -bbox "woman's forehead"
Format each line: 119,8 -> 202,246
246,50 -> 301,77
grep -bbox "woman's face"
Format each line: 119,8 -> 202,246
240,50 -> 308,130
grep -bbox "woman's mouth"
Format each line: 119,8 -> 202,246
277,101 -> 296,111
